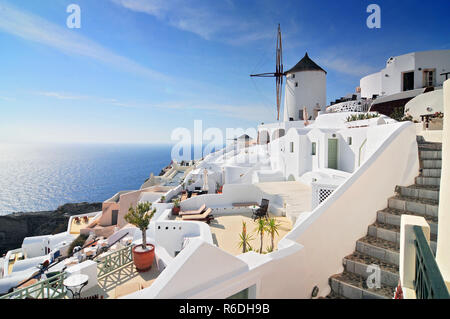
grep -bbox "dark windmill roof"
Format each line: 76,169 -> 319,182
235,134 -> 252,141
285,52 -> 327,74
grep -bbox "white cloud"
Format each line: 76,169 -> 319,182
317,54 -> 377,77
31,90 -> 272,121
111,0 -> 273,44
35,91 -> 86,100
0,1 -> 170,81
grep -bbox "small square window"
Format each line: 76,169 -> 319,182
295,82 -> 298,87
292,74 -> 296,79
312,142 -> 317,155
348,137 -> 352,145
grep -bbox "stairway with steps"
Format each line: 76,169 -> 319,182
326,141 -> 442,299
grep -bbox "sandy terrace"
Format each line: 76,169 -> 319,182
209,211 -> 292,256
69,216 -> 95,235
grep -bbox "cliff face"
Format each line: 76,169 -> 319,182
0,202 -> 102,255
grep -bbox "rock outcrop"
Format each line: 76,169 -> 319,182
0,202 -> 102,255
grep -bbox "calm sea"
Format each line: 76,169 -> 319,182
0,143 -> 175,215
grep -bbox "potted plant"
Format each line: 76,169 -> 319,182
124,202 -> 156,272
172,198 -> 181,215
160,195 -> 166,203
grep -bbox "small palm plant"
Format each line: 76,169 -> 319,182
124,202 -> 156,250
254,218 -> 267,254
238,221 -> 254,253
266,217 -> 281,252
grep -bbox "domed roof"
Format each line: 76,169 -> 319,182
285,52 -> 327,74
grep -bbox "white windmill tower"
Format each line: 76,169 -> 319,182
283,52 -> 327,122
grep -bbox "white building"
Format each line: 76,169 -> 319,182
360,50 -> 450,99
283,52 -> 327,121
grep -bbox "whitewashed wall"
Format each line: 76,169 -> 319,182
284,70 -> 326,121
132,121 -> 419,299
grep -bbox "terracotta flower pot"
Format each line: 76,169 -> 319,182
172,206 -> 180,215
132,244 -> 155,272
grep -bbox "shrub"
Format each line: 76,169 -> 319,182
68,234 -> 88,255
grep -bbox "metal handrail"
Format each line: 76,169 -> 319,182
413,226 -> 449,299
96,245 -> 133,278
0,272 -> 67,299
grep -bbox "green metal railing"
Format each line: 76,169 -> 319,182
413,226 -> 450,299
0,272 -> 67,299
96,245 -> 133,278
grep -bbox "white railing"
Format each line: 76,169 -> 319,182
311,181 -> 340,209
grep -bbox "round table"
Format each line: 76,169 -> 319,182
63,274 -> 89,299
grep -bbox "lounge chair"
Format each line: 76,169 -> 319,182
181,208 -> 214,223
179,204 -> 206,216
252,199 -> 269,220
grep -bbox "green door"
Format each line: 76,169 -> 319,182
328,139 -> 338,169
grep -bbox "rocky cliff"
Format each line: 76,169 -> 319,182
0,202 -> 102,255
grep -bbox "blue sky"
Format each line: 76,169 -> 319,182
0,0 -> 448,144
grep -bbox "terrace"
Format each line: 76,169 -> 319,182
207,212 -> 292,256
69,216 -> 96,235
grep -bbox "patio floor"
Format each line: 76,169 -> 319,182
83,260 -> 161,299
209,211 -> 292,256
69,217 -> 95,235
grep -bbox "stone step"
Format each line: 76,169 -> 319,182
419,150 -> 442,160
421,168 -> 442,177
421,159 -> 442,169
418,142 -> 442,151
368,222 -> 437,254
356,236 -> 399,266
388,195 -> 438,218
329,271 -> 394,299
343,251 -> 399,287
377,208 -> 438,235
415,176 -> 441,186
396,185 -> 440,201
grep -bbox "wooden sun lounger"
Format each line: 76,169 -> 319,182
181,208 -> 213,222
179,204 -> 206,216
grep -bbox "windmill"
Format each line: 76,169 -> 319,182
250,24 -> 284,121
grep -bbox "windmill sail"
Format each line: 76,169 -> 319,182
250,24 -> 284,120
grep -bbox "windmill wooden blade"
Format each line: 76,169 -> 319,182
250,24 -> 285,121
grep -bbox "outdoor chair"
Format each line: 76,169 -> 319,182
252,199 -> 269,220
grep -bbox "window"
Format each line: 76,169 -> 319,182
348,137 -> 352,145
295,82 -> 298,87
227,285 -> 256,299
312,142 -> 316,155
292,74 -> 295,79
402,71 -> 414,91
290,142 -> 294,153
423,69 -> 435,87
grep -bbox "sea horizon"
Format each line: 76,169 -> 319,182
0,143 -> 176,216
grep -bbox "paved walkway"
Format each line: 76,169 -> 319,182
255,181 -> 312,214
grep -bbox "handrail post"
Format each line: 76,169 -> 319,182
400,215 -> 430,298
